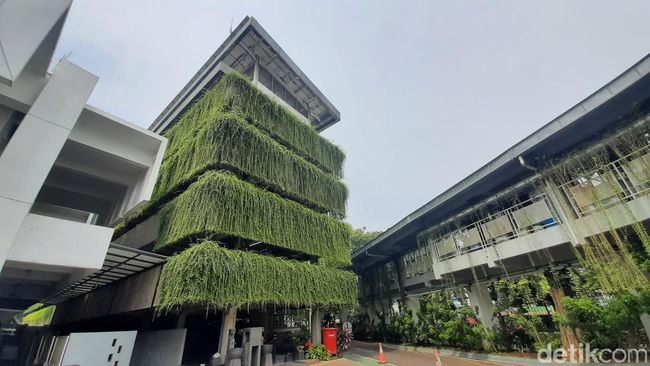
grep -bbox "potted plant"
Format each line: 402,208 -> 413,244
289,329 -> 310,360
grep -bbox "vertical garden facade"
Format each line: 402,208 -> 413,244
142,72 -> 357,312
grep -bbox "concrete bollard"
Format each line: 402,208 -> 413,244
261,344 -> 273,366
225,347 -> 243,366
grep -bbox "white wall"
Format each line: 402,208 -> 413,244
7,213 -> 113,271
0,0 -> 71,85
0,60 -> 97,270
61,331 -> 137,366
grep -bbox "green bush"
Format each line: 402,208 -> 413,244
305,344 -> 332,361
391,312 -> 417,344
156,171 -> 351,266
561,293 -> 649,349
156,241 -> 358,312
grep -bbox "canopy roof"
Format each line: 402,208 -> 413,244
150,16 -> 340,133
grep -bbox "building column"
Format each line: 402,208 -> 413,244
0,60 -> 97,270
217,307 -> 238,364
404,295 -> 420,320
310,307 -> 322,345
468,282 -> 495,329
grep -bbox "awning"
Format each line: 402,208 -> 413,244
41,244 -> 167,304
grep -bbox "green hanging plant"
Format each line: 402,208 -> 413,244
154,112 -> 347,216
157,171 -> 351,266
163,72 -> 345,177
156,241 -> 358,313
21,304 -> 55,326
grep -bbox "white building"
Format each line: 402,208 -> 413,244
0,0 -> 167,322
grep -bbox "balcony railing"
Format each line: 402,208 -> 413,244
400,246 -> 432,279
559,145 -> 650,217
432,194 -> 559,262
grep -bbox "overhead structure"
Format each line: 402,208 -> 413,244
150,16 -> 341,133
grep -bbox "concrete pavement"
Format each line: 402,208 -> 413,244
276,341 -> 523,366
348,341 -> 516,366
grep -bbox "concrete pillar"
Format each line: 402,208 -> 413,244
467,282 -> 495,329
404,295 -> 420,320
218,307 -> 238,365
310,307 -> 322,345
252,56 -> 260,83
0,60 -> 97,270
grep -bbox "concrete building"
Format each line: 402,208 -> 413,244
352,55 -> 650,330
25,15 -> 352,366
0,0 -> 166,342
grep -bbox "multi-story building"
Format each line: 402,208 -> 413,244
353,54 -> 650,330
17,15 -> 354,366
0,0 -> 166,330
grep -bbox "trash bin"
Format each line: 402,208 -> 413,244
322,328 -> 337,355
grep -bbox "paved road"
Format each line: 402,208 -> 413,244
348,341 -> 507,366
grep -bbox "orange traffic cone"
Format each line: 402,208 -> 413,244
377,343 -> 387,364
434,350 -> 442,366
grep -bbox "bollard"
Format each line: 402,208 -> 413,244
225,347 -> 243,366
261,344 -> 273,366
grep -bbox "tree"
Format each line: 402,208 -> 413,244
350,227 -> 382,252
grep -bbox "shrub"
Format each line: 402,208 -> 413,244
391,312 -> 417,345
305,344 -> 331,361
561,293 -> 649,349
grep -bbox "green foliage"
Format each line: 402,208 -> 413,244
157,171 -> 351,266
390,312 -> 417,344
305,344 -> 332,361
289,329 -> 310,347
491,275 -> 558,352
22,304 -> 55,326
561,292 -> 649,349
164,73 -> 344,177
493,274 -> 551,312
413,292 -> 485,350
350,228 -> 382,252
155,112 -> 347,216
156,241 -> 358,312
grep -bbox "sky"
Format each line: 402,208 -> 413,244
54,0 -> 650,232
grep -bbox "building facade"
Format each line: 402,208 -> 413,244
21,15 -> 355,366
353,55 -> 650,331
0,0 -> 166,317
0,1 -> 168,363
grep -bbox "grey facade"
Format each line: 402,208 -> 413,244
353,55 -> 650,328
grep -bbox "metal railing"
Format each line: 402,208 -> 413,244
432,194 -> 559,262
401,246 -> 433,279
558,144 -> 650,217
